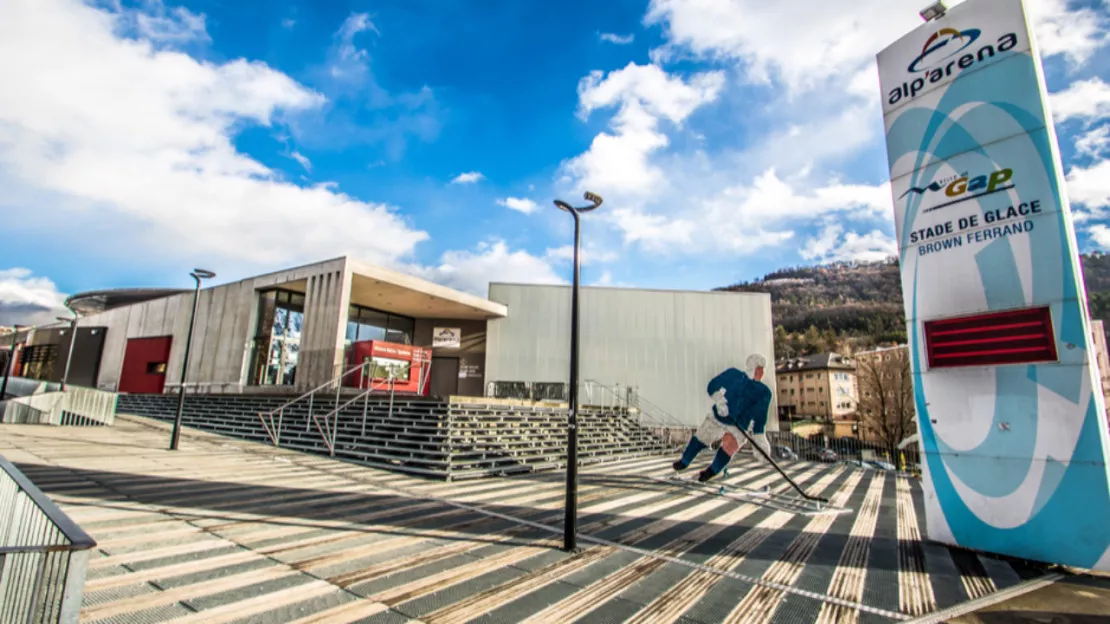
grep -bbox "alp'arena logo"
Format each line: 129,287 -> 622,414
908,28 -> 981,72
887,26 -> 1019,105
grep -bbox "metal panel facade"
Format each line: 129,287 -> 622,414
485,284 -> 777,430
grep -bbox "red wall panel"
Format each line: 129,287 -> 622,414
119,336 -> 173,394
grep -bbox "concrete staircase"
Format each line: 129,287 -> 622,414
115,394 -> 677,480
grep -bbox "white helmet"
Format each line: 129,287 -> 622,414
745,353 -> 767,374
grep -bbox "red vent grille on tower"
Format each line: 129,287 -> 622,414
923,307 -> 1058,369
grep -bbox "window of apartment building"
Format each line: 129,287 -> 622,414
791,389 -> 795,395
819,387 -> 823,393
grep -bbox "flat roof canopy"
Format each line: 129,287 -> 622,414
65,288 -> 191,316
277,259 -> 508,321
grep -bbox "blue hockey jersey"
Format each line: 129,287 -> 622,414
707,367 -> 771,434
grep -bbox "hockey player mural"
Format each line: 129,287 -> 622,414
673,354 -> 772,482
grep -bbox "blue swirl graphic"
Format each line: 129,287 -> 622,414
888,52 -> 1110,568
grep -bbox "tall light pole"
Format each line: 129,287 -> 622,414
57,310 -> 78,391
554,190 -> 603,552
170,268 -> 216,451
1,324 -> 28,401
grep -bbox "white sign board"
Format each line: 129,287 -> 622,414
432,327 -> 461,349
878,0 -> 1110,571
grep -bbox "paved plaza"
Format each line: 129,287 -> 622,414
0,415 -> 1071,623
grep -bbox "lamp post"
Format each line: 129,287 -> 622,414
57,311 -> 78,391
1,324 -> 28,401
553,190 -> 603,552
170,268 -> 216,451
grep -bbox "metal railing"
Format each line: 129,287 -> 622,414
580,380 -> 687,429
311,374 -> 399,456
764,430 -> 921,472
260,356 -> 433,450
0,455 -> 95,624
2,387 -> 118,427
258,362 -> 368,447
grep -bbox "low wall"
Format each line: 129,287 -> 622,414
2,386 -> 118,427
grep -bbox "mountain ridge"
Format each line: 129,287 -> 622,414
716,253 -> 1110,357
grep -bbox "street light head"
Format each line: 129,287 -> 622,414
583,191 -> 603,208
554,199 -> 573,213
192,268 -> 216,280
919,1 -> 946,21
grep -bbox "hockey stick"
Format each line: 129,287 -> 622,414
730,425 -> 830,505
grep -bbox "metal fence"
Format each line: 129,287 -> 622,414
2,386 -> 117,427
764,430 -> 921,471
0,455 -> 95,624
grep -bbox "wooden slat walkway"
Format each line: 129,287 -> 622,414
0,414 -> 1048,624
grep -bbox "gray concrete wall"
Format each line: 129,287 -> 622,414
484,284 -> 778,430
74,258 -> 349,393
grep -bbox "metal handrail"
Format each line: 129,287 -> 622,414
257,361 -> 369,447
312,375 -> 397,456
0,455 -> 95,550
261,361 -> 367,418
580,379 -> 686,428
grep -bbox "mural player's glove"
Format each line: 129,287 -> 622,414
711,388 -> 728,417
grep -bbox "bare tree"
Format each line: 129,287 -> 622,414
856,347 -> 916,468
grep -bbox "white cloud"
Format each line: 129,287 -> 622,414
412,241 -> 563,295
607,208 -> 698,251
329,12 -> 378,81
644,0 -> 1108,95
1027,0 -> 1110,67
1051,78 -> 1110,124
644,0 -> 926,93
1067,159 -> 1110,210
290,151 -> 311,171
561,63 -> 724,196
801,224 -> 896,263
1076,126 -> 1110,159
545,245 -> 619,265
1088,224 -> 1110,250
600,33 -> 634,45
450,171 -> 485,184
115,0 -> 210,46
0,0 -> 429,279
497,197 -> 538,214
0,268 -> 69,326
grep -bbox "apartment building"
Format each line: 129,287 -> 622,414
1091,320 -> 1110,429
774,353 -> 858,427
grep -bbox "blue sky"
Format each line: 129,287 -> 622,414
1,0 -> 1109,324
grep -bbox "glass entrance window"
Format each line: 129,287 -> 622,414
249,289 -> 305,386
344,304 -> 413,349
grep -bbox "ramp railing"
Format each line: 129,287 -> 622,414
0,454 -> 95,624
580,379 -> 687,429
1,386 -> 118,427
257,361 -> 368,447
311,375 -> 399,456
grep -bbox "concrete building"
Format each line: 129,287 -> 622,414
774,353 -> 858,434
1091,320 -> 1110,428
13,258 -> 507,397
853,344 -> 914,444
9,257 -> 776,429
484,283 -> 776,430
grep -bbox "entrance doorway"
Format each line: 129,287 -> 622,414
430,357 -> 459,398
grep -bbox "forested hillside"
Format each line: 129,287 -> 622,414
718,253 -> 1110,357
